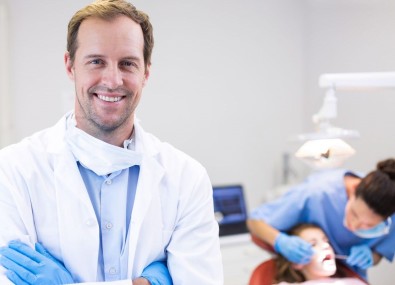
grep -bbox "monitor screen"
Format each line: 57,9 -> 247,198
213,185 -> 248,236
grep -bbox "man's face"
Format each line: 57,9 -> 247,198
65,16 -> 149,138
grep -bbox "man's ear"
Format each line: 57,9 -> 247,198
64,52 -> 75,81
142,64 -> 151,87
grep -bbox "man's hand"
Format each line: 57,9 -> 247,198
0,240 -> 74,285
140,261 -> 172,285
133,277 -> 151,285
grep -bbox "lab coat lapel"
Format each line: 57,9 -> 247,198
127,123 -> 165,277
47,115 -> 166,280
53,148 -> 100,282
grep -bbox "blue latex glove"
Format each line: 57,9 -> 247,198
140,260 -> 173,285
274,232 -> 314,264
346,244 -> 374,270
0,240 -> 74,285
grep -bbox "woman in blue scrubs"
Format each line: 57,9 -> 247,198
247,158 -> 395,280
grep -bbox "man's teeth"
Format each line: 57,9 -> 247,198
98,95 -> 122,102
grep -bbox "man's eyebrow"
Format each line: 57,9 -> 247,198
83,54 -> 142,62
83,54 -> 105,60
122,56 -> 142,62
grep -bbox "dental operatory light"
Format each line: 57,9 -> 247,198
295,72 -> 395,169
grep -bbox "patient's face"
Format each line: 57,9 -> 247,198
298,227 -> 336,280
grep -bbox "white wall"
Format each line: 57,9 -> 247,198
304,0 -> 395,174
6,0 -> 91,141
0,0 -> 11,147
133,0 -> 306,209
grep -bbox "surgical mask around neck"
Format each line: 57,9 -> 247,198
65,113 -> 142,176
352,217 -> 392,239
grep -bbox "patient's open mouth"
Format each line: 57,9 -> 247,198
322,254 -> 331,262
320,253 -> 334,264
320,253 -> 336,272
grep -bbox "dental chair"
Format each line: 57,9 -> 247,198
249,235 -> 368,285
249,258 -> 276,285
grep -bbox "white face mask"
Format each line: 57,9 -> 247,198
65,113 -> 142,176
352,217 -> 392,239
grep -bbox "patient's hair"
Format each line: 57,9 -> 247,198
273,223 -> 347,284
67,0 -> 154,69
356,158 -> 395,217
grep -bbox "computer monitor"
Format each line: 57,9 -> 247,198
213,184 -> 249,236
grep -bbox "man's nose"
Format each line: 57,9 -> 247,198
102,65 -> 123,89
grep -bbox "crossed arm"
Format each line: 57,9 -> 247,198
0,240 -> 172,285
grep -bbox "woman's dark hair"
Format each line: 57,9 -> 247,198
356,158 -> 395,217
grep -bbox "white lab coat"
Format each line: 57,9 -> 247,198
0,114 -> 223,285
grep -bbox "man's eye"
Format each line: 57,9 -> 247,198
90,59 -> 103,65
121,61 -> 137,68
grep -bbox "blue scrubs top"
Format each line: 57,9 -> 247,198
250,168 -> 395,279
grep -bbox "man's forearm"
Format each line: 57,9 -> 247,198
133,277 -> 151,285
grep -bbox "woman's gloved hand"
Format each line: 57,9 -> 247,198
346,244 -> 374,270
274,232 -> 314,264
0,240 -> 74,285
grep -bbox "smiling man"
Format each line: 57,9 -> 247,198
67,15 -> 147,144
0,1 -> 223,285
